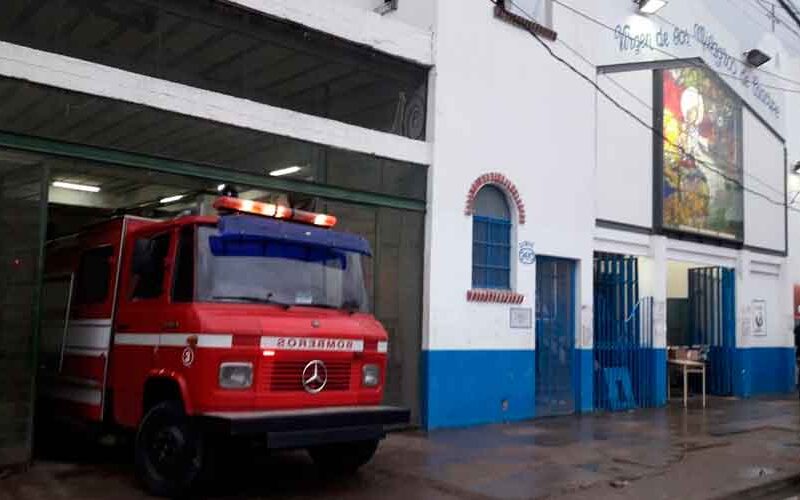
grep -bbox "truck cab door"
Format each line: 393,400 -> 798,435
111,229 -> 175,426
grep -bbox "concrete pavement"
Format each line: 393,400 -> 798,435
2,396 -> 800,499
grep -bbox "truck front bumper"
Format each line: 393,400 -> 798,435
198,405 -> 410,449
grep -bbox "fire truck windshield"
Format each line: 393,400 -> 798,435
196,226 -> 369,311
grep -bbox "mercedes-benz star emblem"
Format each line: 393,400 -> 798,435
302,360 -> 328,394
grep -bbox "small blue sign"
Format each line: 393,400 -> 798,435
518,241 -> 535,265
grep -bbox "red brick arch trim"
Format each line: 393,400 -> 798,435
466,289 -> 525,304
464,172 -> 525,224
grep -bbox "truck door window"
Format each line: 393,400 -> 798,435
130,234 -> 171,300
75,246 -> 114,305
172,226 -> 195,302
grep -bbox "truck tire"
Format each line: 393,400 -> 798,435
308,439 -> 379,474
135,401 -> 206,498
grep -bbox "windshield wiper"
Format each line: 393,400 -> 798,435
212,295 -> 292,309
296,302 -> 339,310
297,302 -> 361,314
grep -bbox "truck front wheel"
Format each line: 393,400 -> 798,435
135,401 -> 206,498
308,439 -> 379,474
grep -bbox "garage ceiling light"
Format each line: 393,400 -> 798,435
636,0 -> 667,14
269,166 -> 302,177
52,181 -> 101,193
159,194 -> 185,204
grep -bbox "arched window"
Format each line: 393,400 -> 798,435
472,185 -> 511,289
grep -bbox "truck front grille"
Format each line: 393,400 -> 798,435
269,360 -> 351,392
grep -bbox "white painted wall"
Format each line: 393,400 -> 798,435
596,70 -> 653,228
638,256 -> 655,297
425,0 -> 595,352
666,261 -> 693,299
332,0 -> 436,30
743,109 -> 786,252
740,255 -> 791,348
225,0 -> 433,64
387,0 -> 437,31
424,0 -> 798,357
563,0 -> 787,134
784,52 -> 800,295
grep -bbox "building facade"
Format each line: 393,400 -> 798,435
424,0 -> 800,428
0,0 -> 799,464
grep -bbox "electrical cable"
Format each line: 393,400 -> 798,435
556,38 -> 654,111
548,0 -> 790,196
656,2 -> 800,86
546,0 -> 790,196
731,0 -> 784,36
493,0 -> 798,214
571,37 -> 786,199
656,9 -> 800,89
749,0 -> 800,40
552,0 -> 800,95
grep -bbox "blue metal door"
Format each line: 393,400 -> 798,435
688,267 -> 736,395
535,257 -> 576,417
593,253 -> 657,411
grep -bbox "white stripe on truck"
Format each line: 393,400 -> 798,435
114,334 -> 233,348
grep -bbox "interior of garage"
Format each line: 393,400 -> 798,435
0,74 -> 427,466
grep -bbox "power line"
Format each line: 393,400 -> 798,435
552,0 -> 800,95
547,0 -> 789,196
750,0 -> 800,38
556,38 -> 654,111
777,0 -> 800,28
731,0 -> 783,35
656,4 -> 800,88
495,0 -> 796,214
748,0 -> 800,40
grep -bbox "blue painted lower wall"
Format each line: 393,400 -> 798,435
733,347 -> 795,397
422,350 -> 535,429
420,347 -> 794,429
651,348 -> 667,407
573,349 -> 593,413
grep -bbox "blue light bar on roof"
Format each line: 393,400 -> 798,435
216,214 -> 372,256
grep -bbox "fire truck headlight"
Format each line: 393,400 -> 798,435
362,364 -> 380,387
219,362 -> 253,389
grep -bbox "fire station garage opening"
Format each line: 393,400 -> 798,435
0,81 -> 426,461
0,146 -> 425,438
666,260 -> 736,397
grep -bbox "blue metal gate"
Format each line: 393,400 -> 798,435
688,267 -> 736,395
593,253 -> 658,411
535,257 -> 576,417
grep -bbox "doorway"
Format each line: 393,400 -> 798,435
667,261 -> 736,396
593,253 -> 657,411
688,267 -> 736,395
535,257 -> 576,417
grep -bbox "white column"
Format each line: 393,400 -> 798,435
651,235 -> 668,349
736,250 -> 751,349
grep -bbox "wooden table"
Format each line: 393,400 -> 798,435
667,359 -> 706,408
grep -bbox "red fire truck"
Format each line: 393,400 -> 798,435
38,196 -> 408,497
